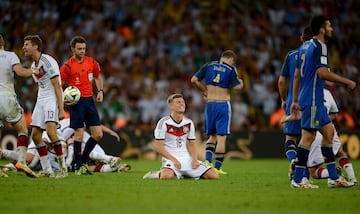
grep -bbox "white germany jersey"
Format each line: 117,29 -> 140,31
31,53 -> 61,100
154,115 -> 196,157
0,50 -> 20,95
324,88 -> 338,114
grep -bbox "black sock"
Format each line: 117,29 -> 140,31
80,137 -> 98,165
74,141 -> 82,170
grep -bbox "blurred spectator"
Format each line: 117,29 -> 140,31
231,96 -> 249,131
1,0 -> 359,130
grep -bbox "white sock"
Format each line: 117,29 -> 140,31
65,145 -> 74,167
57,155 -> 66,169
321,169 -> 329,178
1,149 -> 19,161
39,155 -> 53,173
89,151 -> 112,163
343,163 -> 356,180
17,146 -> 27,163
143,171 -> 160,179
28,155 -> 40,169
315,168 -> 329,178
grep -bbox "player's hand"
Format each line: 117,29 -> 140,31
192,159 -> 200,169
96,91 -> 103,103
202,90 -> 208,100
64,101 -> 77,106
32,67 -> 40,75
111,133 -> 120,142
279,115 -> 287,125
173,159 -> 181,169
347,80 -> 357,91
66,137 -> 74,145
290,102 -> 301,120
58,110 -> 65,120
279,114 -> 300,125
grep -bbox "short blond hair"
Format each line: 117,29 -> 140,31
221,50 -> 236,60
167,93 -> 184,104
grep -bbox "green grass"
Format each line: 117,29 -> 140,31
1,159 -> 359,214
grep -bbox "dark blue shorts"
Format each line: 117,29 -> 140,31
204,101 -> 231,135
68,97 -> 101,129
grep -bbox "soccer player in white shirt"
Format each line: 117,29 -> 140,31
22,35 -> 67,178
143,94 -> 218,180
0,34 -> 38,178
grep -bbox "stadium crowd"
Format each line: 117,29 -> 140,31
1,0 -> 359,130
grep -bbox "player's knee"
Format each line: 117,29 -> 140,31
91,127 -> 103,141
201,168 -> 219,179
14,118 -> 28,134
92,133 -> 103,142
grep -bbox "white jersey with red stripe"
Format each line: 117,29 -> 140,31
154,115 -> 196,160
31,53 -> 61,100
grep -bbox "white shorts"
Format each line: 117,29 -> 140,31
161,156 -> 211,179
308,126 -> 341,168
0,95 -> 24,125
31,97 -> 59,129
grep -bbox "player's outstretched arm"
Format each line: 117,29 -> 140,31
13,64 -> 39,77
317,68 -> 357,90
280,114 -> 300,125
101,125 -> 120,142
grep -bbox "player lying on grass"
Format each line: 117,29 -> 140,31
64,133 -> 130,173
280,89 -> 357,185
59,118 -> 130,174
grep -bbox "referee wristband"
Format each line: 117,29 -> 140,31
98,89 -> 104,94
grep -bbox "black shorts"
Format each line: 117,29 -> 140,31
69,97 -> 101,129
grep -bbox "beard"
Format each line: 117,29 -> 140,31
324,31 -> 333,45
325,35 -> 332,44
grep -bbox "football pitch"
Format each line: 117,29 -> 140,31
1,159 -> 359,214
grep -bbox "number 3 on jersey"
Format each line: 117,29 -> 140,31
213,73 -> 220,83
